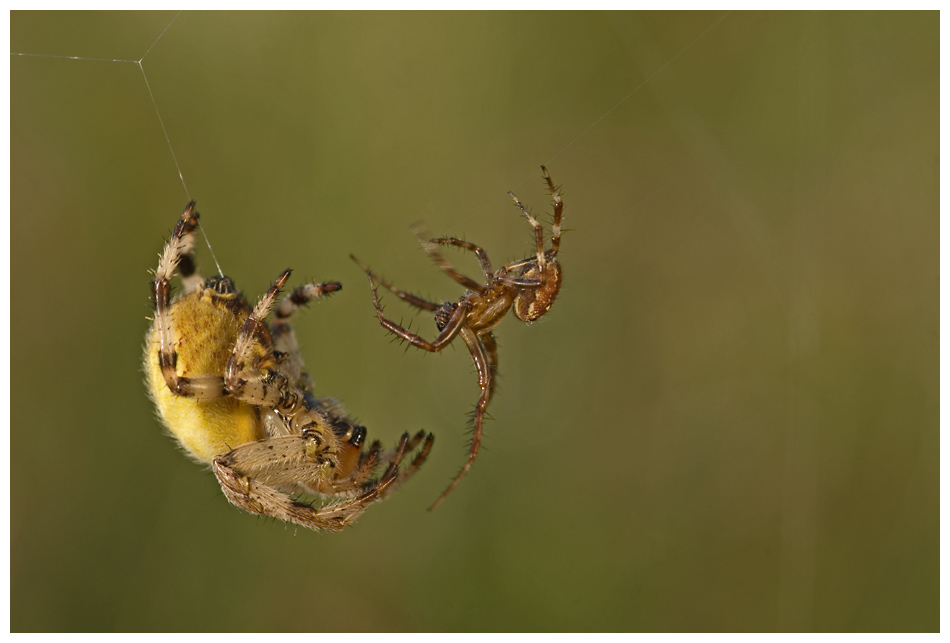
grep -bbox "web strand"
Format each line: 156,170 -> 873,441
12,11 -> 225,276
141,10 -> 181,60
11,52 -> 137,63
137,64 -> 189,200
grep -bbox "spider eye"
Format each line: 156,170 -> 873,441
204,275 -> 236,294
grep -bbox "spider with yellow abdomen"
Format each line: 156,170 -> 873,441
144,202 -> 432,531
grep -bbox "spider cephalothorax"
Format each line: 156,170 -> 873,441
352,166 -> 564,509
145,202 -> 432,531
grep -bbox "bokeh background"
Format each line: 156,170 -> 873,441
11,11 -> 938,632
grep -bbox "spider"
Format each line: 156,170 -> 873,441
144,202 -> 433,532
351,166 -> 563,510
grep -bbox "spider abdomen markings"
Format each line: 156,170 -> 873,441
148,282 -> 264,460
514,261 -> 562,322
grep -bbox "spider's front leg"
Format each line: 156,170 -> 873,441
270,280 -> 342,393
151,201 -> 228,400
350,255 -> 440,312
154,200 -> 205,295
360,268 -> 470,352
225,270 -> 302,411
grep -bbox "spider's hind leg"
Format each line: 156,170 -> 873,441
212,429 -> 431,531
212,434 -> 398,532
359,268 -> 470,352
428,327 -> 493,511
374,430 -> 435,495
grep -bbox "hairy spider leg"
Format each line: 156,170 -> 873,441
508,192 -> 547,270
505,165 -> 563,272
362,271 -> 472,352
541,165 -> 564,255
426,237 -> 495,281
270,281 -> 343,392
379,430 -> 436,495
152,201 -> 229,400
353,263 -> 493,508
350,255 -> 441,312
413,227 -> 487,293
427,325 -> 493,511
213,430 -> 416,531
324,429 -> 433,498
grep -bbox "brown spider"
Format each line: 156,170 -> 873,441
351,166 -> 563,510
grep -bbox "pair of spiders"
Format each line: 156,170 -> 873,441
144,167 -> 564,531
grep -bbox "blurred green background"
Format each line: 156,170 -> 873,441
11,11 -> 937,632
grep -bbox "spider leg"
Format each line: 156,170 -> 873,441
270,280 -> 342,392
322,439 -> 383,494
350,255 -> 440,312
413,225 -> 487,293
212,431 -> 420,531
541,166 -> 563,256
154,200 -> 205,294
508,186 -> 547,270
502,273 -> 545,288
499,167 -> 562,278
428,237 -> 495,281
225,270 -> 297,410
480,331 -> 499,401
327,430 -> 434,497
428,326 -> 493,511
152,201 -> 228,400
373,430 -> 435,496
274,281 -> 342,328
364,271 -> 469,351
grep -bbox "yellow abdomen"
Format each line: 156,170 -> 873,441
144,289 -> 263,463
